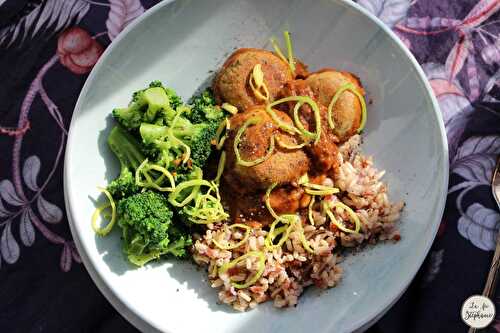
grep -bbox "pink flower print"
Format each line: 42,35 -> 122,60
57,27 -> 104,75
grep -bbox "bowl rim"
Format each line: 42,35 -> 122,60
64,0 -> 449,332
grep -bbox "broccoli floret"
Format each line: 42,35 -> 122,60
149,81 -> 182,110
164,225 -> 192,257
172,122 -> 218,168
106,126 -> 145,199
117,191 -> 192,266
139,115 -> 219,168
139,123 -> 184,167
112,82 -> 181,130
187,88 -> 225,124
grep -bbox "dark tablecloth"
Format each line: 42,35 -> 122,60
0,0 -> 499,332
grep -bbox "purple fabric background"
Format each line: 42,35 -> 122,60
0,0 -> 499,332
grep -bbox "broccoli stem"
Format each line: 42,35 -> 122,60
108,125 -> 145,171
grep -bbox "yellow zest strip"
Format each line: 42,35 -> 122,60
221,103 -> 238,115
269,96 -> 321,144
168,179 -> 212,207
308,195 -> 316,226
219,251 -> 266,289
327,83 -> 367,133
323,201 -> 361,234
212,224 -> 251,250
214,118 -> 230,150
92,187 -> 116,236
234,117 -> 275,167
214,151 -> 226,184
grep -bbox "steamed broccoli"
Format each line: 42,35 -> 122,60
117,191 -> 192,266
112,82 -> 182,130
106,125 -> 145,199
149,80 -> 182,110
139,110 -> 222,168
187,88 -> 225,124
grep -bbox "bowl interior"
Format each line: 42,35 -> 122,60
65,0 -> 448,332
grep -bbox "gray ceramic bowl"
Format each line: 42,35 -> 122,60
64,0 -> 448,332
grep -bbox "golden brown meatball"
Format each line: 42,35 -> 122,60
305,69 -> 364,141
223,106 -> 310,192
280,79 -> 339,173
213,48 -> 293,111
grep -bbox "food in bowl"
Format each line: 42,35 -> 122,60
92,32 -> 404,311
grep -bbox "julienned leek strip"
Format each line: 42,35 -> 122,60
249,64 -> 270,102
308,195 -> 316,226
265,103 -> 301,135
292,101 -> 317,140
219,251 -> 266,289
172,179 -> 228,224
212,223 -> 251,250
302,183 -> 340,196
265,216 -> 294,251
265,182 -> 281,220
275,135 -> 310,150
214,118 -> 230,150
283,31 -> 296,74
323,201 -> 361,234
135,159 -> 176,192
221,103 -> 238,115
264,214 -> 314,254
268,96 -> 321,144
234,117 -> 275,167
214,151 -> 226,184
168,179 -> 212,207
170,106 -> 191,164
327,82 -> 367,133
270,31 -> 295,75
92,187 -> 116,236
294,217 -> 315,254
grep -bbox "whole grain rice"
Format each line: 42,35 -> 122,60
192,135 -> 404,311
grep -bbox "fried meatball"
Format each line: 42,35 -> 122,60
280,79 -> 339,172
213,48 -> 293,111
223,106 -> 310,192
305,69 -> 364,141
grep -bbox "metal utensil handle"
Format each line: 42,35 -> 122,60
468,156 -> 500,333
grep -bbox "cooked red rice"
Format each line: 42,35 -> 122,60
192,135 -> 404,311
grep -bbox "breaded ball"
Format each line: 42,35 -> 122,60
223,106 -> 310,192
280,79 -> 339,172
213,48 -> 293,111
305,69 -> 364,141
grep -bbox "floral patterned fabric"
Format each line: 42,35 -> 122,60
0,0 -> 498,332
